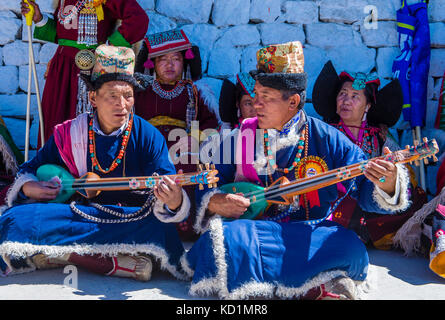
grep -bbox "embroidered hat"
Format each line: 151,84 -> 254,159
251,41 -> 307,108
134,29 -> 202,81
312,60 -> 403,127
80,44 -> 148,91
236,72 -> 256,99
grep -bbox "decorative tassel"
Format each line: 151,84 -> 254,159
144,59 -> 154,69
185,48 -> 195,60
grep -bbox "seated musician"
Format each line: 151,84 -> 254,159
0,45 -> 190,282
312,61 -> 427,249
181,42 -> 412,300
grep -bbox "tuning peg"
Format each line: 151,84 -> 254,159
211,164 -> 216,170
198,164 -> 203,171
433,155 -> 438,162
205,163 -> 210,170
414,160 -> 420,166
405,145 -> 410,150
199,183 -> 204,190
413,140 -> 419,146
208,183 -> 213,189
424,158 -> 429,165
423,137 -> 428,143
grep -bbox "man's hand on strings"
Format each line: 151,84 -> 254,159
364,147 -> 398,196
153,170 -> 183,212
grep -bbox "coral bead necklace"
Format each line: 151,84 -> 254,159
88,112 -> 133,173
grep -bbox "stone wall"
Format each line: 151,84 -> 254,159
0,0 -> 444,194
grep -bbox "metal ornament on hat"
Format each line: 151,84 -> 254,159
75,49 -> 96,115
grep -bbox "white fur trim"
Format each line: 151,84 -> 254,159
252,124 -> 301,173
152,189 -> 191,223
2,173 -> 38,211
179,252 -> 194,279
372,163 -> 411,213
193,188 -> 222,234
394,186 -> 445,255
0,241 -> 189,280
194,80 -> 220,122
188,217 -> 375,300
189,218 -> 230,298
0,136 -> 19,176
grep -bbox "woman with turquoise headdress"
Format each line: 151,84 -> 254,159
312,61 -> 427,250
219,72 -> 257,130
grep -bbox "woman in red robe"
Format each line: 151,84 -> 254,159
134,29 -> 219,240
21,0 -> 149,146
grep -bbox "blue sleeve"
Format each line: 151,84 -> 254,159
17,136 -> 65,176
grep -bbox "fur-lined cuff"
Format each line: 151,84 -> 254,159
193,188 -> 222,234
4,173 -> 38,209
372,163 -> 410,213
153,189 -> 190,223
35,14 -> 49,27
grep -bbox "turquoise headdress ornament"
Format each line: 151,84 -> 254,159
339,71 -> 381,99
236,72 -> 256,98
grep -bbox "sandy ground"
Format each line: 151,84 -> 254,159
0,248 -> 443,300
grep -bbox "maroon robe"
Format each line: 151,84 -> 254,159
135,81 -> 219,172
135,80 -> 219,241
37,0 -> 149,146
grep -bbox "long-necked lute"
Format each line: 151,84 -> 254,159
36,163 -> 219,203
219,138 -> 439,220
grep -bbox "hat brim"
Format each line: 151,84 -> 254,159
251,70 -> 307,92
79,72 -> 148,92
219,79 -> 238,124
312,60 -> 340,122
370,79 -> 403,127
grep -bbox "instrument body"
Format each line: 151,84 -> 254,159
220,138 -> 439,220
36,164 -> 219,203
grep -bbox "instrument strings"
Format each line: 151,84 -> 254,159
242,159 -> 376,205
56,172 -> 213,190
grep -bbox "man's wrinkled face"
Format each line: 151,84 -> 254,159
89,81 -> 134,134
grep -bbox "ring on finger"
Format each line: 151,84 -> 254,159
378,176 -> 386,183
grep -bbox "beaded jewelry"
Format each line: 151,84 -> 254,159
70,190 -> 157,224
263,127 -> 305,174
263,124 -> 311,221
152,79 -> 186,100
88,112 -> 133,174
333,120 -> 380,156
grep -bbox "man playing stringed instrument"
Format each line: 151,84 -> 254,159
0,45 -> 192,282
182,41 -> 413,300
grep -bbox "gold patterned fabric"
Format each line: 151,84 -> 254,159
256,41 -> 305,74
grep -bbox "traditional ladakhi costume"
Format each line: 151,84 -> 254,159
33,0 -> 149,145
312,61 -> 427,250
0,45 -> 190,281
134,29 -> 219,240
180,42 -> 411,300
219,72 -> 256,130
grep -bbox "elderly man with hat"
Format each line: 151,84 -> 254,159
0,45 -> 190,282
181,42 -> 411,300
